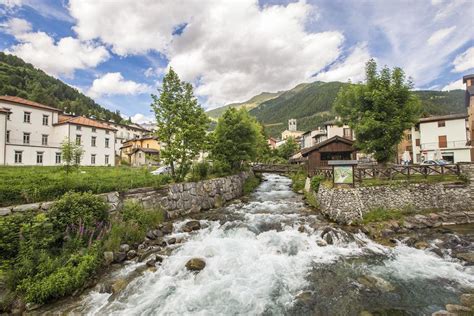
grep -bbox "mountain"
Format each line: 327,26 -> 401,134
210,81 -> 466,138
206,91 -> 283,119
0,52 -> 123,123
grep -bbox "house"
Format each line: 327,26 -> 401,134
267,137 -> 277,150
301,136 -> 357,170
0,95 -> 117,166
464,74 -> 474,160
281,119 -> 304,140
397,130 -> 413,164
411,113 -> 471,163
301,128 -> 327,149
120,136 -> 161,166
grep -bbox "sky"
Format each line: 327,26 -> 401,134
0,0 -> 473,124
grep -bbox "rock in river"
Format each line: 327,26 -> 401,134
185,258 -> 206,272
184,220 -> 201,232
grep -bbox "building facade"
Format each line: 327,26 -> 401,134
464,74 -> 474,161
0,96 -> 116,166
281,119 -> 304,140
120,136 -> 160,166
411,114 -> 471,163
97,119 -> 150,157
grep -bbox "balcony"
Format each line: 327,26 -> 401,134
420,140 -> 469,150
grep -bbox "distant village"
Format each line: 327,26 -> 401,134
0,74 -> 473,168
269,74 -> 474,171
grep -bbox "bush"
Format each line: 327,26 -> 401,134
0,212 -> 34,261
243,175 -> 261,195
310,175 -> 325,192
189,161 -> 210,181
49,192 -> 109,232
209,160 -> 231,177
290,172 -> 306,192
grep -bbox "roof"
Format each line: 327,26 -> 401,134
56,115 -> 117,131
418,113 -> 468,123
130,148 -> 160,155
95,118 -> 150,132
301,136 -> 355,156
0,95 -> 62,112
462,74 -> 474,83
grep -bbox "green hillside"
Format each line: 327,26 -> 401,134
206,91 -> 283,119
0,52 -> 123,122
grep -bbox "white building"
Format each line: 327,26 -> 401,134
301,119 -> 354,149
96,119 -> 150,157
411,113 -> 471,163
0,96 -> 117,166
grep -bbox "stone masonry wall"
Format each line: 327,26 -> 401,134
317,164 -> 474,224
0,171 -> 252,219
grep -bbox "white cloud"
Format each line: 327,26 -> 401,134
452,47 -> 474,72
130,113 -> 156,124
69,0 -> 345,107
427,26 -> 456,46
315,43 -> 371,83
87,72 -> 152,98
3,18 -> 109,77
442,79 -> 464,91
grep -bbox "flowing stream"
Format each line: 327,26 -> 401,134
37,174 -> 474,315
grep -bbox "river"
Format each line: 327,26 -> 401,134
37,173 -> 474,315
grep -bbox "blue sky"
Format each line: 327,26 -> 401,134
0,0 -> 473,123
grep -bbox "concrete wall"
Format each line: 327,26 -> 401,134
317,164 -> 474,224
0,172 -> 251,219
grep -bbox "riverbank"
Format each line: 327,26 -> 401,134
30,174 -> 474,315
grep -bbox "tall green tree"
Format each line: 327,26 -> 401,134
334,59 -> 421,163
151,68 -> 209,182
60,138 -> 84,174
277,137 -> 299,160
211,108 -> 263,171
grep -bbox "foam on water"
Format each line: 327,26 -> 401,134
71,174 -> 473,315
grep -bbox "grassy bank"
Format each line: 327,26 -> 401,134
0,166 -> 170,207
243,174 -> 261,195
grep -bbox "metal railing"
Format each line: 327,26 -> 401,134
420,140 -> 468,150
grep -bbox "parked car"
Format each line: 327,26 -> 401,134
421,159 -> 449,166
151,165 -> 172,175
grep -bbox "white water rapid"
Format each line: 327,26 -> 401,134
41,174 -> 474,315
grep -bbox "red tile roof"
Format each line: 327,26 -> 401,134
0,95 -> 61,112
56,115 -> 117,131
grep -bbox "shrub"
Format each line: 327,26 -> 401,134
0,212 -> 34,261
290,172 -> 306,192
310,175 -> 325,192
189,161 -> 210,181
210,160 -> 231,177
49,192 -> 109,232
243,175 -> 260,195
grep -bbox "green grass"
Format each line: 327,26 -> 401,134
0,166 -> 170,207
304,190 -> 319,209
361,174 -> 461,187
356,206 -> 418,225
290,172 -> 307,192
243,174 -> 261,195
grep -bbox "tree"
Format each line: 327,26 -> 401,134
60,138 -> 84,174
151,68 -> 209,182
211,108 -> 263,171
277,137 -> 299,160
334,59 -> 421,163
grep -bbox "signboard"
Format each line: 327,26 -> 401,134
333,165 -> 354,185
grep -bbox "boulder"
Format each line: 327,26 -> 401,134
146,257 -> 156,267
167,238 -> 176,245
113,252 -> 127,263
153,229 -> 164,238
111,278 -> 128,294
0,208 -> 12,216
146,230 -> 156,240
431,311 -> 455,316
103,251 -> 114,265
455,252 -> 474,265
298,225 -> 305,233
357,275 -> 395,292
461,294 -> 474,307
162,222 -> 173,234
119,244 -> 130,253
126,250 -> 137,260
185,258 -> 206,272
316,239 -> 327,247
414,241 -> 430,250
445,304 -> 472,313
185,220 -> 201,231
155,255 -> 164,263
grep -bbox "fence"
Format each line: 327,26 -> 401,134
309,164 -> 461,181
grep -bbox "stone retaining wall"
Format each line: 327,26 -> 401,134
317,164 -> 474,224
0,172 -> 252,219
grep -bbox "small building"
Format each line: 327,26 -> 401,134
127,148 -> 160,167
267,137 -> 277,150
301,136 -> 357,171
281,119 -> 304,140
411,113 -> 471,163
120,136 -> 160,166
464,74 -> 474,161
397,130 -> 413,164
301,128 -> 327,149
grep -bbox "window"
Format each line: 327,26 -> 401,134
91,154 -> 96,165
76,135 -> 81,145
14,151 -> 22,163
42,134 -> 48,146
105,155 -> 109,165
138,153 -> 142,158
6,109 -> 10,120
76,125 -> 82,131
406,133 -> 412,141
91,136 -> 97,147
36,152 -> 43,164
23,132 -> 30,144
438,121 -> 446,127
24,112 -> 31,123
6,131 -> 10,143
439,135 -> 447,148
42,115 -> 49,126
92,127 -> 96,133
343,128 -> 352,139
147,144 -> 149,148
106,130 -> 110,135
55,152 -> 61,164
415,139 -> 420,146
405,146 -> 411,151
75,155 -> 81,164
105,138 -> 109,148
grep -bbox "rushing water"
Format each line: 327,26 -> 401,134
38,174 -> 474,316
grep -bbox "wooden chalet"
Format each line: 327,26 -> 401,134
301,136 -> 357,171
